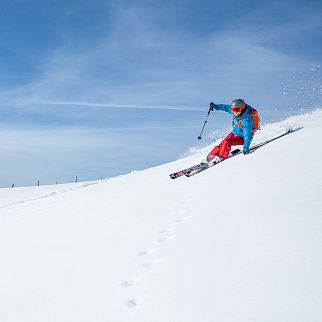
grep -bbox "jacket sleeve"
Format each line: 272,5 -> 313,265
242,116 -> 254,150
214,104 -> 232,114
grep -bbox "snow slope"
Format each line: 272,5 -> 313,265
0,110 -> 321,322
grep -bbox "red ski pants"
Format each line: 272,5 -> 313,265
207,132 -> 244,160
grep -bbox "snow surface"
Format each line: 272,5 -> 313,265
0,110 -> 321,322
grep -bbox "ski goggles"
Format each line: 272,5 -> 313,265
231,103 -> 245,113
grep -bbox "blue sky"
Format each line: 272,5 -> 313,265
0,0 -> 322,186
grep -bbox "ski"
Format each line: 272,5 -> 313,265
184,148 -> 241,177
248,127 -> 303,154
169,169 -> 186,179
169,127 -> 303,179
169,149 -> 241,179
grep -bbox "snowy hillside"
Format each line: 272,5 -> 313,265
0,110 -> 321,322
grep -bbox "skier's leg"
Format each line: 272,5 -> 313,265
229,134 -> 244,146
218,133 -> 244,158
207,133 -> 235,162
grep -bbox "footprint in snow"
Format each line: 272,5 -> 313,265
159,226 -> 175,234
142,258 -> 162,268
157,235 -> 175,243
126,294 -> 148,308
173,210 -> 187,217
175,215 -> 191,223
121,275 -> 144,288
138,248 -> 158,256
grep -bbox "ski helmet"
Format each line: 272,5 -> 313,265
231,99 -> 246,115
231,99 -> 246,109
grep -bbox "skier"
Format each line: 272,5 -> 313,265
206,99 -> 259,163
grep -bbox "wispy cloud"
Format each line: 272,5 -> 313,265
3,1 -> 320,110
40,100 -> 202,112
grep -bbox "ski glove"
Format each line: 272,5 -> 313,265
243,147 -> 250,155
209,102 -> 215,111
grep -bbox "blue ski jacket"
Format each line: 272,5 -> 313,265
213,103 -> 255,150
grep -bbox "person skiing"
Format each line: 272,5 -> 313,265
206,99 -> 260,163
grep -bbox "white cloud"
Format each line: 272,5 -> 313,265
2,1 -> 320,112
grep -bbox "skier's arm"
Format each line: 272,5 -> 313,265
210,103 -> 232,114
242,116 -> 254,152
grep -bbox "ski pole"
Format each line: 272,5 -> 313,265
197,106 -> 213,140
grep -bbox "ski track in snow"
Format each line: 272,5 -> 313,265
0,181 -> 102,211
123,198 -> 193,308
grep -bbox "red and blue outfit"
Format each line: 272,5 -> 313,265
208,103 -> 257,160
